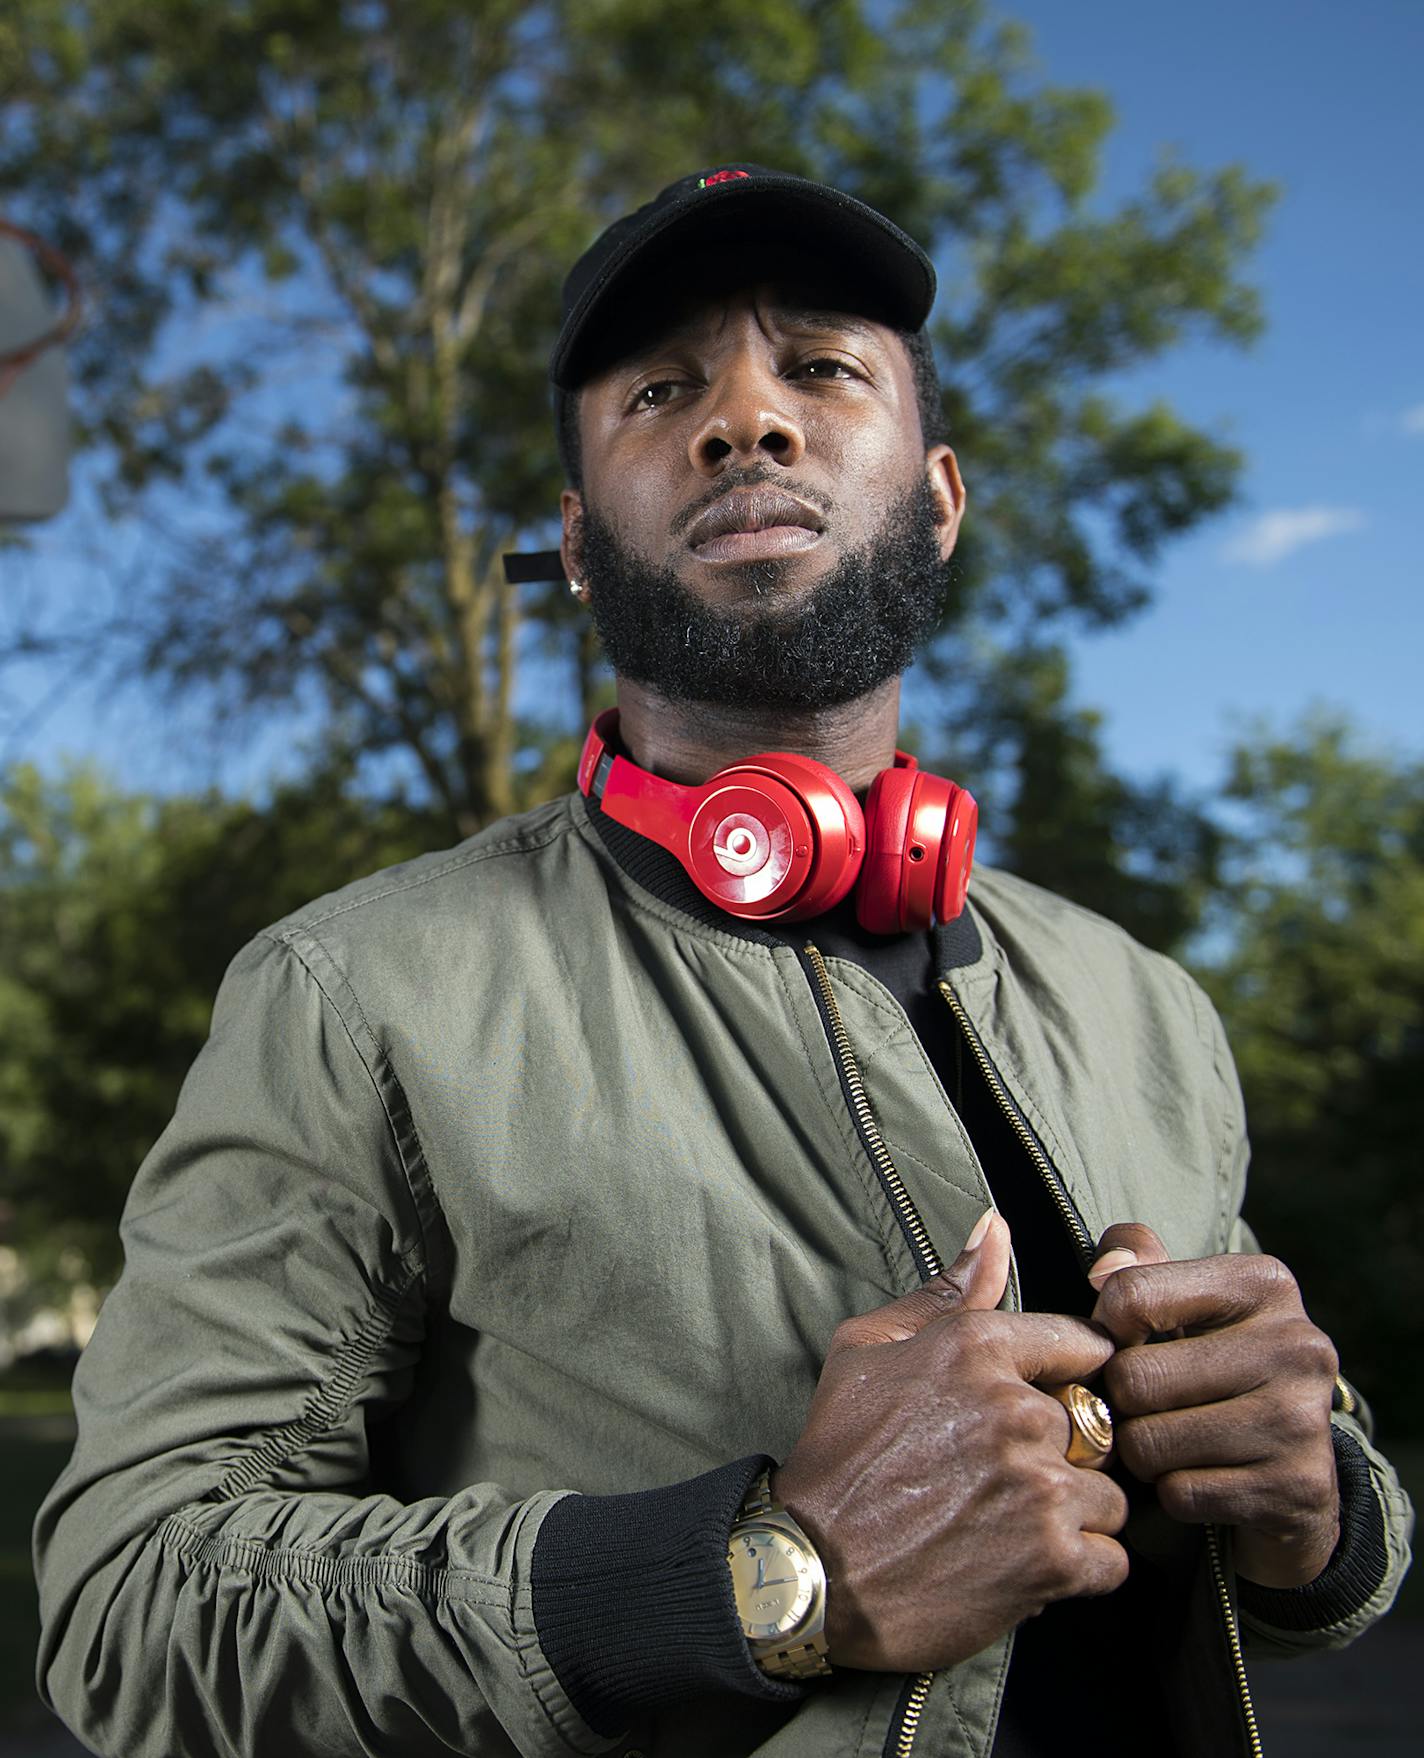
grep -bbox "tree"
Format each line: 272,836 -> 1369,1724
1,0 -> 1272,845
1195,717 -> 1424,1439
0,758 -> 442,1293
947,644 -> 1221,953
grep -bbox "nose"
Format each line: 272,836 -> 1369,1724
688,357 -> 806,476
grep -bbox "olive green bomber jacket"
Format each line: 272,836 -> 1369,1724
33,791 -> 1414,1757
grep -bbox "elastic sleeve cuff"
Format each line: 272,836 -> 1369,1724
530,1455 -> 805,1738
1235,1425 -> 1390,1632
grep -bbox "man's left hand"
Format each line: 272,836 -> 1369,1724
1088,1222 -> 1341,1588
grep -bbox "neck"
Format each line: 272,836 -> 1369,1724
612,676 -> 903,793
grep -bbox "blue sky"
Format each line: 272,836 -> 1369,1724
1001,0 -> 1423,789
3,0 -> 1420,803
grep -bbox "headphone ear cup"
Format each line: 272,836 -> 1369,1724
857,767 -> 918,934
724,752 -> 866,920
935,784 -> 978,925
857,769 -> 979,932
684,772 -> 819,915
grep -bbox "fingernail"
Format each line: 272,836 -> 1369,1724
1088,1247 -> 1137,1288
965,1208 -> 995,1252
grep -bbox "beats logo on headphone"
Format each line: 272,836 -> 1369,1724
578,710 -> 978,932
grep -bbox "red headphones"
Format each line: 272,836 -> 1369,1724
578,709 -> 977,932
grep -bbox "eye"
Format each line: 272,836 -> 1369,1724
630,377 -> 694,412
793,357 -> 860,382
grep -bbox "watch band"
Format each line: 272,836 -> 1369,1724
731,1470 -> 832,1680
738,1470 -> 778,1521
754,1634 -> 836,1681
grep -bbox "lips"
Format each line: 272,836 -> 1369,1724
685,488 -> 826,552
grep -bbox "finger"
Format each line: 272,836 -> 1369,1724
1072,1532 -> 1131,1598
1114,1402 -> 1270,1484
1070,1464 -> 1130,1537
999,1312 -> 1115,1385
828,1209 -> 1010,1352
1087,1220 -> 1172,1291
1028,1482 -> 1130,1603
1153,1463 -> 1299,1530
1091,1253 -> 1299,1347
1104,1330 -> 1272,1416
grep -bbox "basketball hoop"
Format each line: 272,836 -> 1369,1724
0,217 -> 81,402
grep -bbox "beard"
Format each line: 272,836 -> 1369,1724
579,473 -> 949,713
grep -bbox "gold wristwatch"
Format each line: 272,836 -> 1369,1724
726,1469 -> 832,1680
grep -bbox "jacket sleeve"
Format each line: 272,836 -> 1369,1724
31,930 -> 789,1757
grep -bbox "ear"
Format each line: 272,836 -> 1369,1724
560,488 -> 584,586
924,444 -> 966,564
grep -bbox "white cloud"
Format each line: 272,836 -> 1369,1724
1222,506 -> 1367,568
1400,403 -> 1424,436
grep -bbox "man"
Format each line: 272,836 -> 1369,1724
35,165 -> 1411,1757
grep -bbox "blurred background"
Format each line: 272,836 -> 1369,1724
1,0 -> 1419,1751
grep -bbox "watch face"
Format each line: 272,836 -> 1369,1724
728,1526 -> 818,1640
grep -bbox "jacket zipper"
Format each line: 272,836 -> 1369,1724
801,944 -> 943,1281
934,979 -> 1093,1261
800,944 -> 937,1756
936,976 -> 1265,1758
1206,1524 -> 1266,1757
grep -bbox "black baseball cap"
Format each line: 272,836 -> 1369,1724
549,163 -> 937,390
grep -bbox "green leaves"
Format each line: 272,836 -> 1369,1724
0,760 -> 443,1292
1198,718 -> 1424,1436
0,0 -> 1277,834
935,642 -> 1223,953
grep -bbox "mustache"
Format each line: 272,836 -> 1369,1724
667,466 -> 838,541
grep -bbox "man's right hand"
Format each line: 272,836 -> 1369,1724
771,1211 -> 1128,1672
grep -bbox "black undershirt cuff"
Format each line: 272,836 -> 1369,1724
1236,1426 -> 1391,1632
530,1455 -> 805,1738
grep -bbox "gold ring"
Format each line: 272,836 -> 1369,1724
1047,1382 -> 1114,1469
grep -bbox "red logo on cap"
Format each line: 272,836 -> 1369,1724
699,169 -> 750,188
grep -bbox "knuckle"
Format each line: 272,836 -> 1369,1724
942,1314 -> 1006,1378
1095,1264 -> 1159,1336
1259,1323 -> 1337,1406
991,1389 -> 1045,1457
1102,1480 -> 1131,1534
1035,1466 -> 1075,1515
1034,1526 -> 1080,1594
1116,1415 -> 1165,1480
1278,1391 -> 1329,1445
1001,1447 -> 1055,1508
1104,1344 -> 1164,1415
926,1275 -> 971,1313
1251,1254 -> 1298,1302
1297,1325 -> 1339,1381
1278,1408 -> 1318,1450
954,1308 -> 1001,1350
1100,1540 -> 1131,1592
1156,1470 -> 1209,1523
1277,1456 -> 1334,1520
1093,1273 -> 1130,1328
